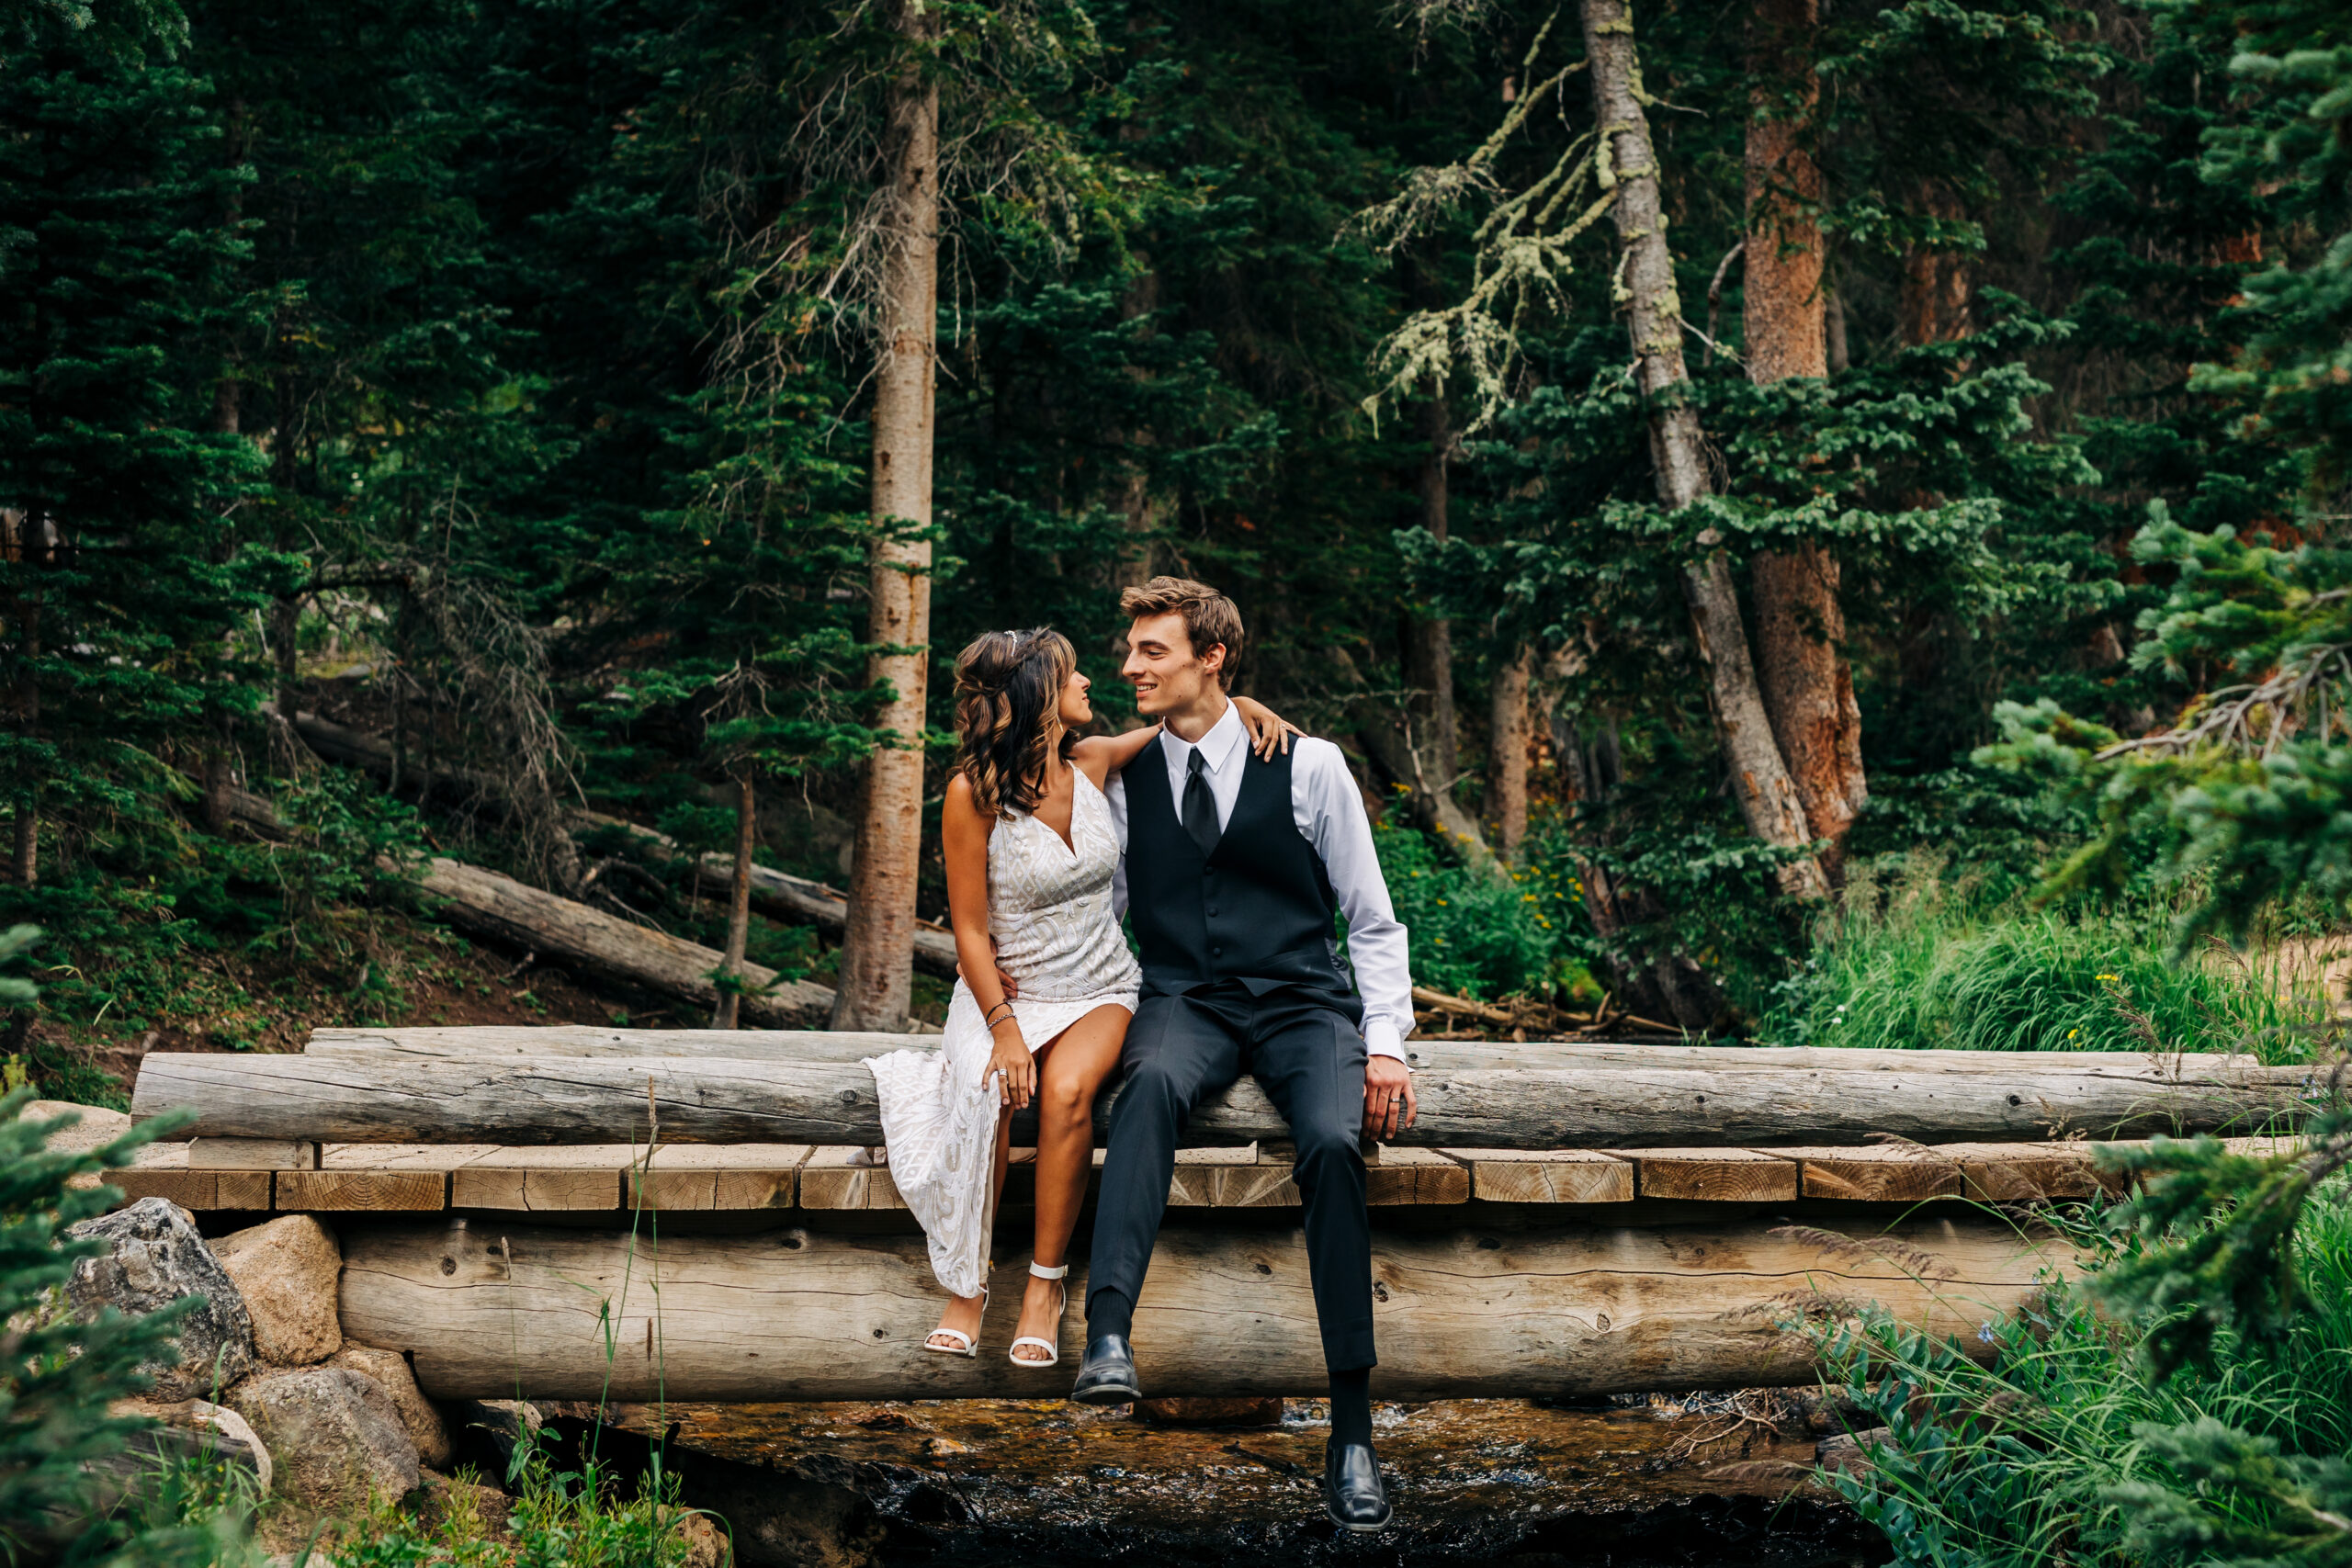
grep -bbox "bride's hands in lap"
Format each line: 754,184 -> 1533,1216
989,1021 -> 1035,1110
1232,694 -> 1302,760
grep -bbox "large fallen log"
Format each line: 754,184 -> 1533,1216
571,811 -> 960,978
301,1022 -> 2224,1078
415,859 -> 835,1028
339,1214 -> 2067,1401
133,1049 -> 2314,1148
285,708 -> 964,977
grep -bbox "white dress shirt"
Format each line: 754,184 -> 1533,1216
1106,702 -> 1414,1065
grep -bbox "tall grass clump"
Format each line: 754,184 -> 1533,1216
1761,853 -> 2317,1061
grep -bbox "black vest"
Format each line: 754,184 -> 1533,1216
1125,736 -> 1362,1018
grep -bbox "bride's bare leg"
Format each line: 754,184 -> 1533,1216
1012,1004 -> 1131,1363
929,1107 -> 1015,1351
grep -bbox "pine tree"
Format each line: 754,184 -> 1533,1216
0,30 -> 265,892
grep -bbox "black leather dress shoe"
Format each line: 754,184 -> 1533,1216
1069,1335 -> 1142,1405
1324,1439 -> 1393,1532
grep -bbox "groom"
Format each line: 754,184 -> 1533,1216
1074,576 -> 1418,1532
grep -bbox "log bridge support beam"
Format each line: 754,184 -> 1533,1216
338,1213 -> 2062,1404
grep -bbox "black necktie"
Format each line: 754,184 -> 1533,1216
1182,748 -> 1221,857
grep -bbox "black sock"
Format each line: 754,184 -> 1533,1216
1088,1288 -> 1134,1345
1329,1367 -> 1373,1448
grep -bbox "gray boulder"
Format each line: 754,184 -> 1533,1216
65,1197 -> 254,1400
228,1367 -> 421,1510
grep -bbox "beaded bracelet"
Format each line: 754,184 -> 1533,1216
984,1000 -> 1017,1030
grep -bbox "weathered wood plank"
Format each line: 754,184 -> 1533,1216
105,1168 -> 273,1211
132,1051 -> 2314,1151
277,1170 -> 446,1212
1609,1149 -> 1800,1202
309,1024 -> 2220,1079
1449,1149 -> 1635,1204
323,1144 -> 504,1170
306,1027 -> 918,1061
799,1146 -> 905,1211
1370,1146 -> 1468,1205
189,1138 -> 316,1170
339,1216 -> 2071,1402
1933,1142 -> 2124,1201
1782,1145 -> 1965,1202
454,1168 -> 621,1211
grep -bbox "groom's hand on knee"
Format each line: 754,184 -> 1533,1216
1362,1056 -> 1416,1140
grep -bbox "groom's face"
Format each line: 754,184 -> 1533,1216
1124,611 -> 1225,716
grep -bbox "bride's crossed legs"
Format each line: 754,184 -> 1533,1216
926,1001 -> 1133,1359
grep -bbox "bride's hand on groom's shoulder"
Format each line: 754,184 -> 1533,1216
1232,694 -> 1303,760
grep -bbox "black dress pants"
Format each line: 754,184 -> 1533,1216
1085,980 -> 1375,1371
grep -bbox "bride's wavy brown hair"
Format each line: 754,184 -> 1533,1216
954,628 -> 1078,820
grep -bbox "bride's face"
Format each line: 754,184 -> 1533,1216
1057,665 -> 1093,728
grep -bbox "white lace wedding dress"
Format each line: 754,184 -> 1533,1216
864,768 -> 1141,1298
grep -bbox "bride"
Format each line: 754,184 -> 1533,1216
865,627 -> 1293,1365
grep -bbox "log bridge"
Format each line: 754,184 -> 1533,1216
116,1031 -> 2316,1404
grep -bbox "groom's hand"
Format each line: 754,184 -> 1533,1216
955,939 -> 1018,1000
1363,1056 -> 1416,1140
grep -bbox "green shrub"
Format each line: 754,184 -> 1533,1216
1369,818 -> 1571,1002
1815,1156 -> 2352,1568
0,953 -> 213,1563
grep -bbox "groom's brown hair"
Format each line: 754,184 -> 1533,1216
1121,576 -> 1243,690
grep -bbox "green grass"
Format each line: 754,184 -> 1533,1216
1759,853 -> 2321,1062
1813,1174 -> 2352,1568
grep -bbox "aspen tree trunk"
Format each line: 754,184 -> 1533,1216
832,3 -> 941,1031
1414,385 -> 1459,795
1742,0 -> 1865,874
713,770 -> 757,1031
1489,646 -> 1532,859
1577,0 -> 1828,901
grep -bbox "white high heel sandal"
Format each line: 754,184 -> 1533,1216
1010,1262 -> 1069,1368
924,1284 -> 987,1358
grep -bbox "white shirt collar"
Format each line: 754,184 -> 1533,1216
1162,699 -> 1245,775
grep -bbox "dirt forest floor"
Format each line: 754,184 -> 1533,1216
23,904 -> 661,1106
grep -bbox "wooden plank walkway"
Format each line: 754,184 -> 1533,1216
107,1135 -> 2143,1213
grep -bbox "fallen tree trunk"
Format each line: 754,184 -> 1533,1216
339,1215 -> 2068,1402
572,811 -> 960,978
284,707 -> 963,977
135,1049 -> 2313,1148
302,1023 -> 2229,1078
416,859 -> 835,1028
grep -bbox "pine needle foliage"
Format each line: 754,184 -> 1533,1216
0,919 -> 208,1565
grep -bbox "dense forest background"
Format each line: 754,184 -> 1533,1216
0,0 -> 2344,1100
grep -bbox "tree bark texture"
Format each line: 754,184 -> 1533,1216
834,6 -> 941,1032
299,1022 -> 2218,1077
133,1048 -> 2312,1149
1751,547 -> 1866,856
712,772 -> 757,1030
341,1216 -> 2065,1403
1489,646 -> 1532,858
1900,183 -> 1973,347
1744,0 -> 1865,867
1414,385 -> 1460,796
410,858 -> 834,1028
1577,0 -> 1828,901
